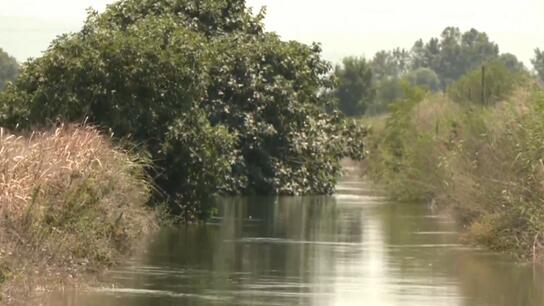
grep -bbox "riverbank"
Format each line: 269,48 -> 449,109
0,125 -> 156,303
362,84 -> 544,260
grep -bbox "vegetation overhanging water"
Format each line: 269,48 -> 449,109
0,0 -> 543,303
37,166 -> 544,306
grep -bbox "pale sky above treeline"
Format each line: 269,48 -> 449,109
0,0 -> 542,67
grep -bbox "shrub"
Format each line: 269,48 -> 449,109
365,80 -> 544,258
447,59 -> 528,105
364,83 -> 437,200
405,68 -> 441,92
365,78 -> 405,115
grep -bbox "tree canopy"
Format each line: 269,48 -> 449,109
0,0 -> 365,219
405,68 -> 440,92
533,49 -> 544,82
498,53 -> 526,73
340,27 -> 527,115
410,27 -> 499,87
371,48 -> 410,82
334,57 -> 375,116
0,48 -> 18,91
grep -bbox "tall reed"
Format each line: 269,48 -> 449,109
0,125 -> 154,296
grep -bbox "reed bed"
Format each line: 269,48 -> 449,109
0,125 -> 154,299
364,87 -> 544,259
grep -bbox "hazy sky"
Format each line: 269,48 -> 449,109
0,0 -> 543,67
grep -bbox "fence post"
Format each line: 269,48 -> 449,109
481,65 -> 486,105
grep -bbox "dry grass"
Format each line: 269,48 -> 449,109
0,124 -> 155,301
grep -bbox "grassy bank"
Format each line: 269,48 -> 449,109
0,125 -> 155,302
363,83 -> 544,260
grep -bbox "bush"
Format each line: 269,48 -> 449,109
405,68 -> 441,92
365,79 -> 544,258
158,109 -> 238,219
365,78 -> 405,115
364,83 -> 437,200
447,60 -> 528,105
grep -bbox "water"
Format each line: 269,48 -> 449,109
40,167 -> 544,306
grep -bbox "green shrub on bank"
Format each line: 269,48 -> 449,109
457,89 -> 544,254
365,79 -> 544,258
0,0 -> 365,219
365,83 -> 442,200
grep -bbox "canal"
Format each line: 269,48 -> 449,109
42,166 -> 544,306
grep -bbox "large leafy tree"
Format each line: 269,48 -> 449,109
0,48 -> 18,91
367,48 -> 412,114
0,0 -> 364,218
460,28 -> 499,70
411,38 -> 440,70
533,49 -> 544,82
334,57 -> 375,116
371,48 -> 410,82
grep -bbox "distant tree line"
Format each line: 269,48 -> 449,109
334,27 -> 542,116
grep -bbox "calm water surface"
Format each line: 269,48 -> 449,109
41,167 -> 544,306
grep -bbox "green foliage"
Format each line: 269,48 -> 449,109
159,109 -> 238,219
411,27 -> 499,87
365,74 -> 544,256
447,60 -> 527,105
498,53 -> 526,73
0,48 -> 18,91
533,48 -> 544,82
446,90 -> 544,255
334,56 -> 375,116
366,78 -> 405,115
96,0 -> 265,36
202,33 -> 355,195
490,97 -> 543,250
369,84 -> 432,200
2,17 -> 208,134
405,68 -> 441,91
0,0 -> 365,219
367,77 -> 433,116
371,48 -> 410,82
337,28 -> 520,117
0,263 -> 9,285
364,27 -> 503,114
